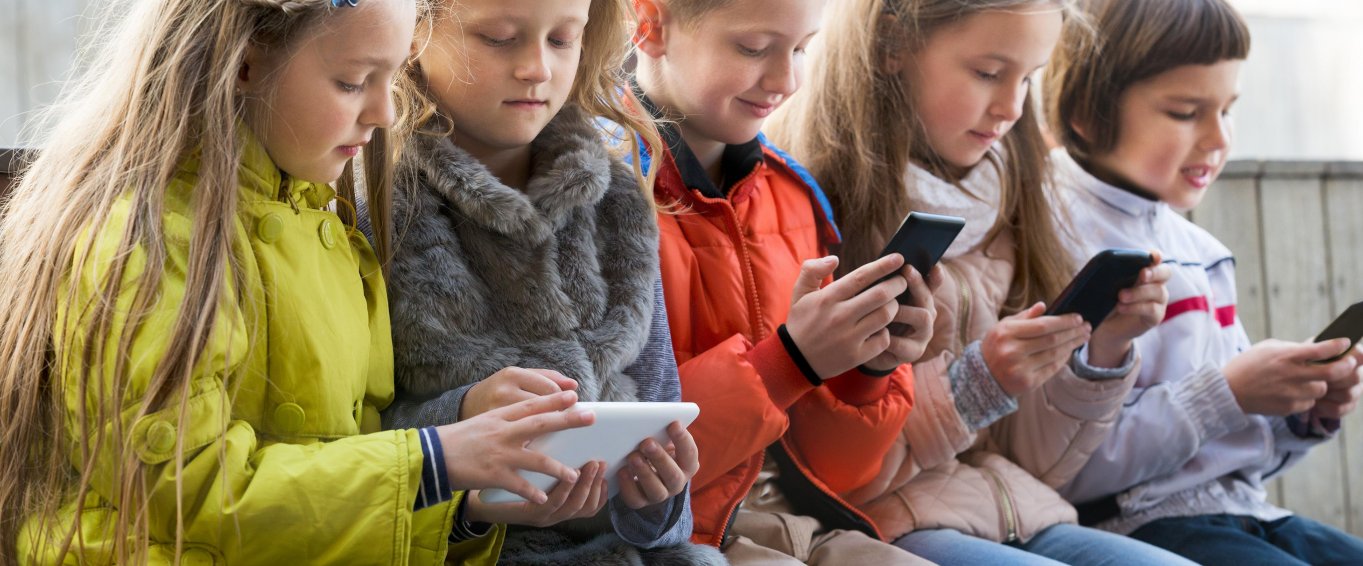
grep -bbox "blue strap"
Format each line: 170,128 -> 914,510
593,117 -> 653,177
758,133 -> 842,242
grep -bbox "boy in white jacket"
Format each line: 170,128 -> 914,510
1045,1 -> 1363,563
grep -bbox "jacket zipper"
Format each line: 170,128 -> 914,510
982,467 -> 1019,542
717,452 -> 762,545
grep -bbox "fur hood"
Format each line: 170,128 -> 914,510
387,103 -> 659,403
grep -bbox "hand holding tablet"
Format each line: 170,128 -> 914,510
478,402 -> 700,505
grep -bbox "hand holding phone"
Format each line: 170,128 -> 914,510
1313,301 -> 1363,363
1046,249 -> 1155,329
872,212 -> 966,304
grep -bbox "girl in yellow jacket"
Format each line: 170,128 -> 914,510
0,0 -> 592,564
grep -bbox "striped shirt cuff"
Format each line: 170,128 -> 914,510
414,427 -> 453,511
449,494 -> 495,542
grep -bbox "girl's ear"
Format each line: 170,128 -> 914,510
878,13 -> 907,75
238,45 -> 265,94
633,0 -> 667,59
1069,117 -> 1093,143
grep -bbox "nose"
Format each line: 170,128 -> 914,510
989,80 -> 1027,123
361,85 -> 397,129
760,51 -> 800,97
1199,112 -> 1231,153
513,42 -> 552,84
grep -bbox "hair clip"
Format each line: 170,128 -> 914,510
331,0 -> 358,7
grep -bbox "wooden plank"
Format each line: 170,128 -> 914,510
1325,171 -> 1363,536
1192,163 -> 1283,506
1192,163 -> 1271,343
1260,171 -> 1348,529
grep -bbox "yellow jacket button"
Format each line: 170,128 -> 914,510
273,403 -> 306,433
146,420 -> 177,454
182,548 -> 215,566
319,219 -> 337,249
257,214 -> 284,243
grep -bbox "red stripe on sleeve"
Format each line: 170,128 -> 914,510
1215,305 -> 1237,327
1163,296 -> 1210,323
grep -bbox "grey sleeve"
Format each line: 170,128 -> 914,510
609,273 -> 693,547
950,340 -> 1019,431
1070,343 -> 1137,381
381,382 -> 476,430
1060,363 -> 1250,503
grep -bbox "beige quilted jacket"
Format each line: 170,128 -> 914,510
846,227 -> 1141,543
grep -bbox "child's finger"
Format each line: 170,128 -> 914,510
520,368 -> 578,395
902,266 -> 933,309
628,452 -> 670,503
825,253 -> 905,301
667,422 -> 700,476
496,390 -> 579,422
502,474 -> 550,506
790,257 -> 839,305
616,468 -> 648,509
640,440 -> 687,493
556,462 -> 597,516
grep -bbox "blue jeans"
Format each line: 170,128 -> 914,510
1129,514 -> 1363,566
894,523 -> 1196,566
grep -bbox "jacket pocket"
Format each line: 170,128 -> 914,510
130,378 -> 229,465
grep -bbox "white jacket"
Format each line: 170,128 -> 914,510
1052,149 -> 1326,534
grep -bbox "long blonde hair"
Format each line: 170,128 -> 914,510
405,0 -> 662,194
0,0 -> 412,563
769,0 -> 1078,310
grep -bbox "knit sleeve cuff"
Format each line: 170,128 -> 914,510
449,494 -> 495,542
949,341 -> 1018,431
1172,364 -> 1251,442
777,324 -> 823,386
1071,343 -> 1135,381
414,427 -> 453,511
747,332 -> 819,410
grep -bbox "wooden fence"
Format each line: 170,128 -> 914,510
0,157 -> 1360,537
1191,161 -> 1363,536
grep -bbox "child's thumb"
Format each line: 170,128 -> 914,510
791,256 -> 838,303
1020,302 -> 1048,319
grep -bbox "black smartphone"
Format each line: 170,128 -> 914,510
1046,249 -> 1154,328
1313,301 -> 1363,363
873,212 -> 966,304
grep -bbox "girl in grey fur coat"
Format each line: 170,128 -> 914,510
375,0 -> 722,565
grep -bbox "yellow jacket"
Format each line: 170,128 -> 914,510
18,137 -> 502,564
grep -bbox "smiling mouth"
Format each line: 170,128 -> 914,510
738,99 -> 778,117
1181,165 -> 1214,188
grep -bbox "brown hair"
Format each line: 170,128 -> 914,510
1045,0 -> 1250,161
407,0 -> 662,193
0,0 -> 415,563
769,0 -> 1080,310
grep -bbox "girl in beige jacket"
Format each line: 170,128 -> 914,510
767,1 -> 1191,564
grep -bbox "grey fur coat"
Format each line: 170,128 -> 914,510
383,105 -> 723,566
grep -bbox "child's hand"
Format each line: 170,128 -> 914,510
785,254 -> 909,380
982,304 -> 1091,397
1088,252 -> 1172,368
616,421 -> 699,510
438,391 -> 593,504
1310,344 -> 1363,420
863,264 -> 941,372
465,460 -> 609,527
1224,339 -> 1358,416
461,367 -> 579,420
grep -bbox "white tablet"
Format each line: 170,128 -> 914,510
478,402 -> 700,504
